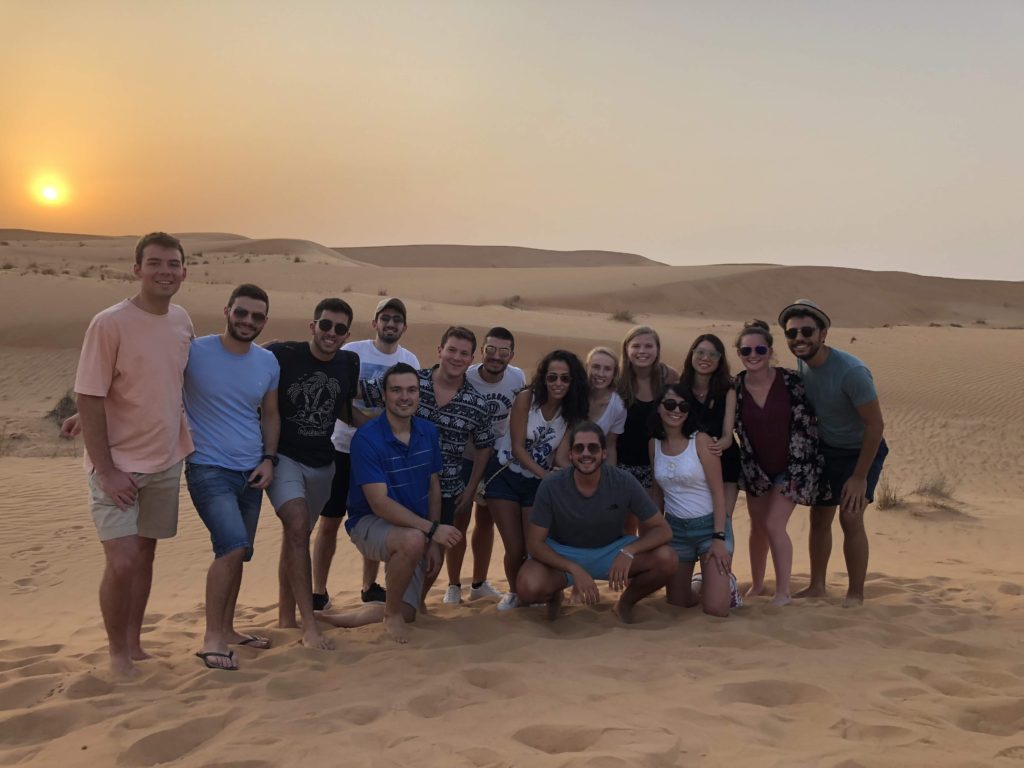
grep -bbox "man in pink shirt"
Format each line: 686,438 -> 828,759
75,232 -> 194,677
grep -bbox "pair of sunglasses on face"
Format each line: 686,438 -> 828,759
660,399 -> 690,413
739,345 -> 769,357
316,318 -> 349,335
784,326 -> 816,340
545,373 -> 571,383
571,442 -> 602,455
231,307 -> 267,323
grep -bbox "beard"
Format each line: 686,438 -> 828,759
227,319 -> 261,342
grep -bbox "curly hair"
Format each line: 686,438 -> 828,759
529,349 -> 590,426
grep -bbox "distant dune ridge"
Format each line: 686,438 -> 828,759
2,228 -> 1024,767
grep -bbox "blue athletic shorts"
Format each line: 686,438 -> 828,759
547,535 -> 639,586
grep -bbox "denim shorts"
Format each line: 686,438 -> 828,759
547,535 -> 639,586
816,439 -> 889,507
666,513 -> 735,563
186,462 -> 263,561
482,457 -> 542,507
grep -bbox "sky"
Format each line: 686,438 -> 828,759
2,1 -> 1022,280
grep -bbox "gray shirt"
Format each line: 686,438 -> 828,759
797,347 -> 878,450
531,465 -> 658,549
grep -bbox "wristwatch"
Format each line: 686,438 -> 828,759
711,531 -> 727,541
261,453 -> 279,467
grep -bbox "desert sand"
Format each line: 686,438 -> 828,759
1,230 -> 1023,767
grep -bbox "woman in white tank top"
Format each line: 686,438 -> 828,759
649,383 -> 733,617
586,347 -> 627,465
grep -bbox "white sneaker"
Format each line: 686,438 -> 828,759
496,592 -> 519,611
442,584 -> 463,604
469,581 -> 501,600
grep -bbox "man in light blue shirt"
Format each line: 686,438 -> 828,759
184,284 -> 280,670
779,299 -> 887,607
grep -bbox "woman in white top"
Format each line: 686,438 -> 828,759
586,347 -> 627,465
484,350 -> 589,610
649,383 -> 733,617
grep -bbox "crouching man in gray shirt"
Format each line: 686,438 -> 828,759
516,421 -> 677,622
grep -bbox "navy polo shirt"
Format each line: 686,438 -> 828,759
345,413 -> 443,534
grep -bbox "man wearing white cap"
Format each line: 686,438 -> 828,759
778,299 -> 887,607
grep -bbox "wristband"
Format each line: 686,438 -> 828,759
619,548 -> 634,559
711,531 -> 726,541
425,521 -> 439,541
261,453 -> 279,467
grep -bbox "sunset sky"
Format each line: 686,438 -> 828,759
3,2 -> 1022,280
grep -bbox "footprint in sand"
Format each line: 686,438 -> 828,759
955,700 -> 1024,737
716,679 -> 830,707
119,711 -> 233,766
996,746 -> 1024,760
334,704 -> 384,725
460,666 -> 528,696
512,724 -> 606,754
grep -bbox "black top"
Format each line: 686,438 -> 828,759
269,342 -> 359,467
686,389 -> 728,438
618,398 -> 656,467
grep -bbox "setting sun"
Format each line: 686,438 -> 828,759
31,175 -> 69,206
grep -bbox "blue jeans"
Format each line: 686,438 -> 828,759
667,513 -> 735,563
186,463 -> 263,561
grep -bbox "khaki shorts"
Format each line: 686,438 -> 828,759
88,461 -> 183,541
349,515 -> 425,611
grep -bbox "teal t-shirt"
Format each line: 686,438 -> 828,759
797,348 -> 877,450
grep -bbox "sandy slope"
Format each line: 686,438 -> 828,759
1,232 -> 1023,767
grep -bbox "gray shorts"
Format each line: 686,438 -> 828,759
267,454 -> 334,531
349,516 -> 425,611
88,461 -> 183,541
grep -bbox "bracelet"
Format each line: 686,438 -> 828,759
425,521 -> 439,541
619,548 -> 634,559
711,531 -> 726,541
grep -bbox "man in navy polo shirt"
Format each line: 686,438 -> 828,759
318,363 -> 462,643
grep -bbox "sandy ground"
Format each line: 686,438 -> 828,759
1,232 -> 1023,767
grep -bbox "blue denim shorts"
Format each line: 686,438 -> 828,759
666,513 -> 734,563
547,535 -> 640,585
186,463 -> 264,561
482,457 -> 542,507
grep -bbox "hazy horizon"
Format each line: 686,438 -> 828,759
3,2 -> 1022,280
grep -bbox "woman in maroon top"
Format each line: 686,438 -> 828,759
733,320 -> 821,606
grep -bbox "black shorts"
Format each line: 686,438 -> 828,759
815,440 -> 889,507
320,451 -> 351,519
721,444 -> 741,485
440,495 -> 457,526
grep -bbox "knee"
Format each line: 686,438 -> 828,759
106,549 -> 145,580
653,546 -> 678,576
515,564 -> 546,601
703,603 -> 730,619
317,517 -> 342,538
393,529 -> 427,561
838,509 -> 864,533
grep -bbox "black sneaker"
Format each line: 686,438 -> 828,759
312,592 -> 331,611
361,582 -> 386,603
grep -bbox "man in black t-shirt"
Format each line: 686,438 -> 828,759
266,298 -> 360,650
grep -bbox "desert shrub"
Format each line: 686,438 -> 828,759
1,262 -> 14,270
914,474 -> 954,499
502,295 -> 522,309
611,309 -> 635,323
875,479 -> 904,510
41,267 -> 57,276
48,390 -> 77,424
293,255 -> 304,263
377,287 -> 387,296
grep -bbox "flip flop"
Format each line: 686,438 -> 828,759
234,634 -> 271,649
195,650 -> 238,671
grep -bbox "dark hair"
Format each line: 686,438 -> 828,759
648,383 -> 692,440
134,232 -> 184,265
382,362 -> 419,390
569,420 -> 607,449
530,349 -> 589,425
227,283 -> 269,312
680,334 -> 731,399
440,325 -> 477,353
735,319 -> 773,349
314,298 -> 353,324
617,325 -> 671,406
485,326 -> 515,351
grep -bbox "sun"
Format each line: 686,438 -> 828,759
31,175 -> 70,207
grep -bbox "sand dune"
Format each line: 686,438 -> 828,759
2,230 -> 1024,766
334,244 -> 664,268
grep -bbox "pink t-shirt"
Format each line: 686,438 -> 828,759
75,299 -> 194,474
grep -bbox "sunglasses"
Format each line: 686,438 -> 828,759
571,442 -> 602,455
316,318 -> 350,335
692,348 -> 722,360
376,313 -> 404,325
660,399 -> 690,413
484,344 -> 512,359
784,326 -> 816,340
739,345 -> 769,357
231,307 -> 267,323
545,373 -> 571,383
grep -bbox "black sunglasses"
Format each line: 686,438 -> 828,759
545,373 -> 571,383
316,318 -> 349,335
784,327 -> 816,340
661,399 -> 690,413
571,442 -> 602,455
739,345 -> 769,357
231,307 -> 267,323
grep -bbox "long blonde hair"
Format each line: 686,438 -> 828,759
617,326 -> 670,406
586,346 -> 619,392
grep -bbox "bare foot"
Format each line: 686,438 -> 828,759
614,597 -> 636,624
744,584 -> 766,598
110,654 -> 140,679
770,593 -> 792,607
128,648 -> 152,661
842,594 -> 864,608
793,585 -> 828,599
300,628 -> 335,650
383,613 -> 411,644
278,616 -> 299,629
546,590 -> 563,621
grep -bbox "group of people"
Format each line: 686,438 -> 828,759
68,232 -> 887,676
